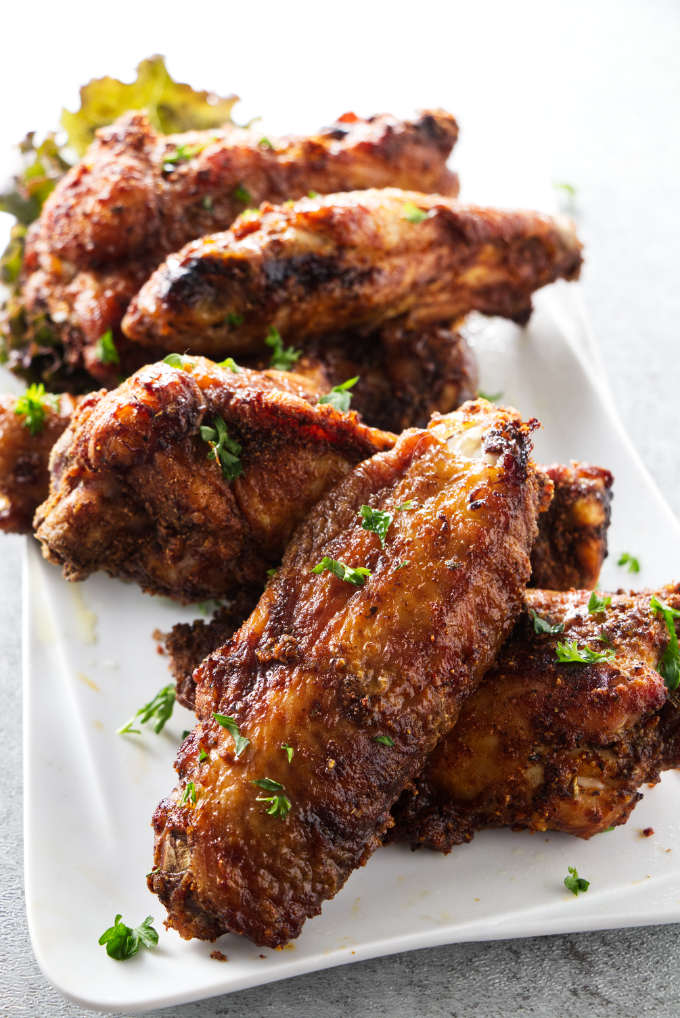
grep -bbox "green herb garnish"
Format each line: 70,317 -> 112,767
529,609 -> 565,635
95,329 -> 119,365
163,352 -> 191,369
563,866 -> 589,895
359,505 -> 393,548
318,376 -> 359,412
373,735 -> 394,746
117,684 -> 176,735
618,553 -> 640,573
200,416 -> 242,481
226,312 -> 244,327
252,777 -> 291,818
181,781 -> 197,805
198,749 -> 209,762
218,356 -> 241,373
233,183 -> 253,205
163,141 -> 207,171
98,914 -> 158,961
213,712 -> 250,757
14,383 -> 58,436
588,591 -> 612,615
402,202 -> 427,223
281,743 -> 294,763
259,137 -> 274,150
477,390 -> 503,403
265,326 -> 301,371
311,557 -> 371,587
554,181 -> 577,199
196,599 -> 221,615
555,640 -> 615,664
650,595 -> 680,691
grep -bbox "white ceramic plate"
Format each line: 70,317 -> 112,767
20,279 -> 680,1013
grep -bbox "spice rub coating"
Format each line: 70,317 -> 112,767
148,400 -> 547,945
22,110 -> 459,386
0,392 -> 76,533
391,586 -> 680,850
33,358 -> 392,602
123,189 -> 583,354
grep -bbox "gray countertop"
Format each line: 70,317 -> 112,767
2,1 -> 680,1014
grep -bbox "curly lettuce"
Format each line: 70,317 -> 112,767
0,56 -> 238,385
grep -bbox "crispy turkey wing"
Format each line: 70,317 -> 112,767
148,400 -> 547,946
0,392 -> 76,533
22,110 -> 459,386
123,189 -> 583,355
33,358 -> 392,602
391,586 -> 680,849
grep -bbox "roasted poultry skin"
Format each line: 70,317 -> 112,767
391,586 -> 680,849
0,392 -> 76,533
33,358 -> 392,602
123,189 -> 583,355
148,401 -> 547,946
22,110 -> 459,385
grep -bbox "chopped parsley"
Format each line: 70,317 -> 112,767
555,640 -> 615,664
477,390 -> 503,403
395,560 -> 410,571
181,781 -> 197,805
213,712 -> 250,757
163,352 -> 192,369
218,356 -> 241,373
196,598 -> 221,615
117,684 -> 176,735
163,141 -> 207,170
402,201 -> 427,223
252,777 -> 291,818
554,181 -> 577,199
563,866 -> 589,895
281,743 -> 294,763
98,914 -> 158,961
198,748 -> 209,762
587,590 -> 612,615
650,595 -> 680,691
308,189 -> 319,198
233,183 -> 253,205
529,609 -> 564,635
94,329 -> 119,365
14,383 -> 58,436
311,556 -> 371,587
318,376 -> 359,412
266,567 -> 278,577
359,505 -> 393,547
265,326 -> 301,371
240,208 -> 261,223
226,312 -> 244,327
618,552 -> 640,573
397,500 -> 415,511
373,735 -> 394,747
200,416 -> 242,481
258,137 -> 274,150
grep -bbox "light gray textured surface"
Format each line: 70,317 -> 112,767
2,1 -> 680,1015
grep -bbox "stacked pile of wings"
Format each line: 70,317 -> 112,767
2,84 -> 678,950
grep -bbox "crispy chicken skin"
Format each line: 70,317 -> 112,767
33,358 -> 392,602
148,401 -> 547,946
391,586 -> 680,850
531,462 -> 613,589
123,189 -> 583,355
22,110 -> 459,385
0,392 -> 76,533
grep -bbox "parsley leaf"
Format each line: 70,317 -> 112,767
318,376 -> 359,412
359,505 -> 393,547
218,356 -> 241,373
265,326 -> 301,371
402,202 -> 427,223
259,137 -> 274,150
311,556 -> 371,587
252,777 -> 291,817
98,914 -> 159,961
163,352 -> 191,369
308,189 -> 319,198
163,141 -> 207,171
555,640 -> 616,664
529,609 -> 565,635
618,552 -> 640,573
117,684 -> 176,735
477,390 -> 503,403
226,312 -> 244,327
281,743 -> 294,762
650,595 -> 680,691
554,181 -> 577,199
373,735 -> 394,746
94,329 -> 119,365
200,416 -> 242,481
181,781 -> 197,805
396,500 -> 415,511
14,383 -> 58,436
563,866 -> 589,895
233,183 -> 253,205
198,748 -> 209,762
588,590 -> 612,615
213,712 -> 250,757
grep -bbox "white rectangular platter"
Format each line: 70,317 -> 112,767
23,283 -> 680,1013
